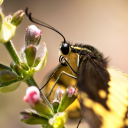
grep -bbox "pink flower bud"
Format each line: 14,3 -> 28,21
24,86 -> 41,107
25,25 -> 42,46
68,87 -> 76,97
57,86 -> 77,112
29,25 -> 42,37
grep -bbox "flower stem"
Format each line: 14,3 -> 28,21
4,40 -> 21,65
25,75 -> 53,112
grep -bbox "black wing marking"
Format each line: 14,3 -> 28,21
77,53 -> 110,109
77,53 -> 110,128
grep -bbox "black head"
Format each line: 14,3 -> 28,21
60,42 -> 70,55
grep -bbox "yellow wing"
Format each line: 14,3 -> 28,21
80,68 -> 128,128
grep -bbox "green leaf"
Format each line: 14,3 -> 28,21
0,80 -> 21,93
0,70 -> 17,82
0,63 -> 12,72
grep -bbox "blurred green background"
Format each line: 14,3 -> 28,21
0,0 -> 128,128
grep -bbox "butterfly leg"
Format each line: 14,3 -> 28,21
47,71 -> 77,98
76,116 -> 83,128
40,64 -> 62,90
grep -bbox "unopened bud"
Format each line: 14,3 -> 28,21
0,70 -> 17,82
20,62 -> 29,71
25,25 -> 42,47
10,62 -> 15,69
24,86 -> 53,118
10,62 -> 23,76
55,86 -> 64,101
24,45 -> 37,67
58,86 -> 77,112
11,10 -> 24,26
21,110 -> 48,125
14,64 -> 23,76
34,102 -> 53,118
24,86 -> 40,107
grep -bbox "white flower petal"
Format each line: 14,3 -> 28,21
0,12 -> 16,43
35,42 -> 47,71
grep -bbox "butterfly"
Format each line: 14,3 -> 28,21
25,8 -> 128,128
44,44 -> 128,128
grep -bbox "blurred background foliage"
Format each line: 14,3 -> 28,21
0,0 -> 128,128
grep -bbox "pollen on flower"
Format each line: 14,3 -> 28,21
23,86 -> 40,107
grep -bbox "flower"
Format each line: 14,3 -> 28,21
0,12 -> 16,43
25,25 -> 42,47
24,86 -> 53,118
0,0 -> 24,43
0,8 -> 24,43
55,86 -> 64,101
57,86 -> 77,112
21,25 -> 47,71
24,86 -> 40,107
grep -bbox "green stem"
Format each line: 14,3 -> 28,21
4,40 -> 21,65
24,75 -> 53,112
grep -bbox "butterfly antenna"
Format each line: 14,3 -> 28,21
25,8 -> 66,43
25,7 -> 29,17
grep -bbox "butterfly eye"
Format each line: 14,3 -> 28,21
61,43 -> 69,55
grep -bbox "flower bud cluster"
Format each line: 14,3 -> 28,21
0,22 -> 47,93
21,25 -> 47,72
21,86 -> 77,128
